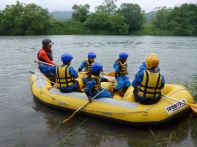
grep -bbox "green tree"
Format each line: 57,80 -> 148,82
96,0 -> 117,14
0,1 -> 53,35
72,4 -> 90,22
85,12 -> 111,32
22,3 -> 52,35
119,3 -> 144,32
152,4 -> 197,36
85,12 -> 128,34
109,13 -> 129,34
167,3 -> 197,35
0,1 -> 24,35
152,7 -> 171,29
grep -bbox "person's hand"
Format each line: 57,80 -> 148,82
34,59 -> 38,63
53,83 -> 59,88
88,97 -> 93,103
47,86 -> 53,90
100,71 -> 105,75
47,84 -> 59,90
78,68 -> 82,72
34,59 -> 41,65
110,79 -> 116,83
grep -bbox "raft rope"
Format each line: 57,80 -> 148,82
39,90 -> 150,116
163,88 -> 188,97
86,88 -> 191,116
37,81 -> 189,117
32,72 -> 151,115
145,88 -> 190,112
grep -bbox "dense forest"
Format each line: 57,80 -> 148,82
0,0 -> 196,36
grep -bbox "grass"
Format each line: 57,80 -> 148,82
191,75 -> 197,101
191,118 -> 197,137
148,128 -> 179,147
184,74 -> 197,102
15,128 -> 25,147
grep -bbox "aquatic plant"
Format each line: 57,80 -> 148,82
15,128 -> 25,147
190,74 -> 197,102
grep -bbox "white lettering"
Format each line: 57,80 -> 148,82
165,99 -> 187,114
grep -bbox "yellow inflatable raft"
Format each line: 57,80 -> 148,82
30,72 -> 195,126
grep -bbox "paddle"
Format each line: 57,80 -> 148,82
162,94 -> 197,113
63,83 -> 113,123
103,72 -> 115,77
34,60 -> 56,66
35,60 -> 115,77
29,71 -> 58,87
79,71 -> 115,77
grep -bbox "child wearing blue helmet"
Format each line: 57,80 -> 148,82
78,52 -> 96,72
56,54 -> 80,92
84,63 -> 112,102
113,53 -> 130,97
38,53 -> 80,93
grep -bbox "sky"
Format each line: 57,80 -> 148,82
0,0 -> 196,12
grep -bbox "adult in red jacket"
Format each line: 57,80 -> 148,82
37,39 -> 56,65
37,39 -> 56,84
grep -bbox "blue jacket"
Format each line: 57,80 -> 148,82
132,63 -> 165,88
113,62 -> 119,73
113,61 -> 128,77
78,60 -> 88,71
84,76 -> 110,98
84,78 -> 97,97
39,64 -> 78,92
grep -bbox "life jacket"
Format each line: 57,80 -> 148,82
37,49 -> 53,63
90,75 -> 101,92
56,65 -> 74,88
137,70 -> 162,98
115,59 -> 127,77
84,59 -> 93,72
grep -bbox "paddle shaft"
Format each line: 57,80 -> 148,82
35,61 -> 115,78
162,94 -> 189,105
29,71 -> 56,85
103,72 -> 115,77
162,94 -> 197,113
63,83 -> 113,123
34,60 -> 56,66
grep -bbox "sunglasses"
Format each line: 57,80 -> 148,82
48,42 -> 54,46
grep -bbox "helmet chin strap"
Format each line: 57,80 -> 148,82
63,61 -> 71,65
148,67 -> 157,72
88,59 -> 93,64
92,71 -> 100,76
120,59 -> 127,64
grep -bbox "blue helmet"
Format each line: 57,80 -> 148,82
61,54 -> 73,63
91,63 -> 103,73
88,52 -> 96,59
119,53 -> 128,59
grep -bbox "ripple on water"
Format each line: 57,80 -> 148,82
0,35 -> 197,146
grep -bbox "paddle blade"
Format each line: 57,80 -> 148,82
188,103 -> 197,113
63,102 -> 90,124
63,114 -> 75,123
107,72 -> 115,77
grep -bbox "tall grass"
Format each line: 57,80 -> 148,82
15,128 -> 25,147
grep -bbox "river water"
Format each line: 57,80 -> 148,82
0,35 -> 197,147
